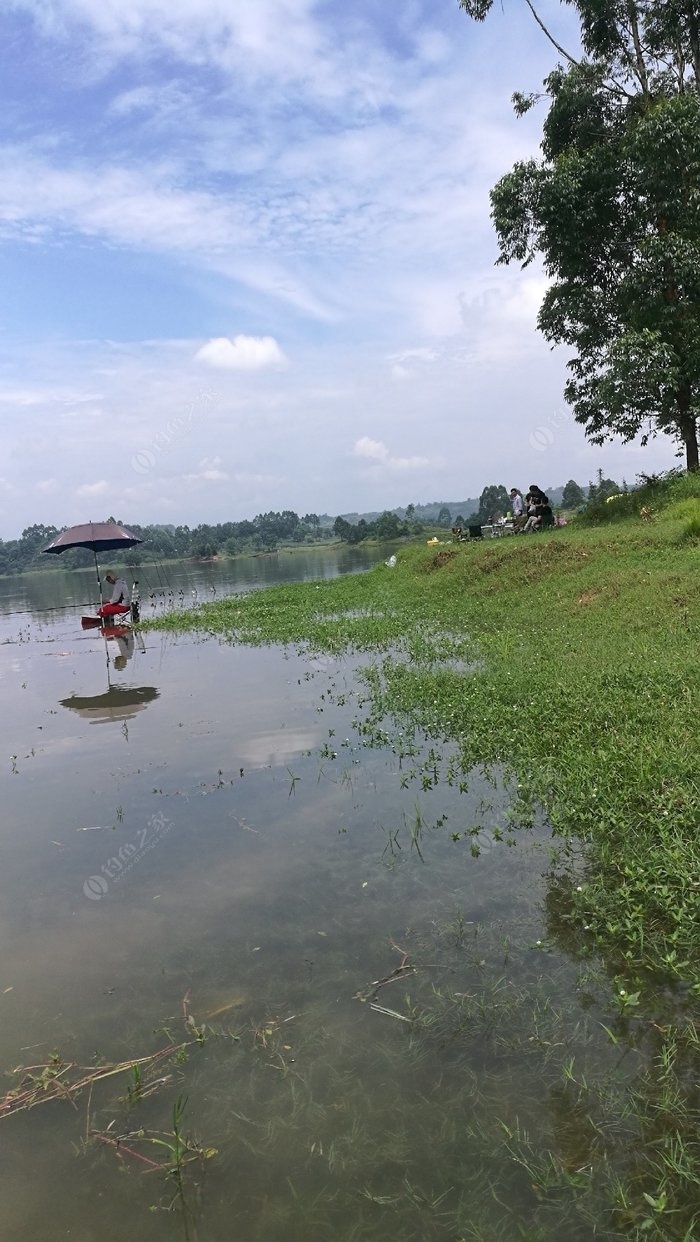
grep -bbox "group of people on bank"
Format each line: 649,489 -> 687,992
450,483 -> 558,541
509,485 -> 554,532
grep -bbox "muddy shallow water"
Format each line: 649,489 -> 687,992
0,556 -> 624,1241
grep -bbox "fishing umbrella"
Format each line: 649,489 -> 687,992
43,522 -> 142,604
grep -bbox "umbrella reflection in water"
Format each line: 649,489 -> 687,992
59,685 -> 159,725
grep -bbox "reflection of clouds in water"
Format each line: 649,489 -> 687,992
27,735 -> 100,756
237,729 -> 318,769
309,655 -> 333,673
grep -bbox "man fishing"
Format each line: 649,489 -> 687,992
98,572 -> 131,618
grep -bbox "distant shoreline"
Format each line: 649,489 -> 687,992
0,536 -> 409,578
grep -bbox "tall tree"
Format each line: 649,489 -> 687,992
561,479 -> 585,508
375,511 -> 405,539
588,469 -> 620,502
458,0 -> 700,469
478,484 -> 510,522
333,516 -> 351,541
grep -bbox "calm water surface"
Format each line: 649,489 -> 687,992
0,550 -> 610,1241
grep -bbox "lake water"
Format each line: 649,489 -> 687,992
0,549 -> 626,1240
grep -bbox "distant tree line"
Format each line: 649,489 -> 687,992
332,509 -> 421,544
0,511 -> 328,575
0,476 -> 623,574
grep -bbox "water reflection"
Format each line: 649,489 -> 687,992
5,553 -> 675,1241
59,684 -> 160,724
0,543 -> 400,627
101,623 -> 135,671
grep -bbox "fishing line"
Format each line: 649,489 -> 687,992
154,560 -> 175,601
0,602 -> 107,619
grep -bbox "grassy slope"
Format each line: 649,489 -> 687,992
153,506 -> 700,986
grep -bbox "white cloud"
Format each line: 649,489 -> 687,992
353,436 -> 388,462
76,479 -> 110,497
353,437 -> 429,473
388,348 -> 439,364
0,387 -> 51,407
182,456 -> 229,482
232,471 -> 284,487
198,456 -> 229,481
195,335 -> 287,371
0,384 -> 102,407
387,347 -> 441,382
18,0 -> 324,84
0,151 -> 237,250
388,455 -> 430,471
109,82 -> 191,120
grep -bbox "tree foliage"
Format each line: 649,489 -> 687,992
458,0 -> 700,469
587,468 -> 621,502
561,478 -> 586,508
0,512 -> 334,575
333,511 -> 410,544
478,483 -> 511,522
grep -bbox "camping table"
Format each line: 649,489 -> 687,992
481,524 -> 515,538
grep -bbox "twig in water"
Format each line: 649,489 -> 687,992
369,1004 -> 412,1022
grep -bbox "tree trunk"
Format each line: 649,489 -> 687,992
685,423 -> 699,471
678,385 -> 699,470
626,1 -> 649,97
688,5 -> 700,96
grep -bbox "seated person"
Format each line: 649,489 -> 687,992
98,572 -> 131,618
538,501 -> 554,528
521,494 -> 540,532
523,499 -> 554,533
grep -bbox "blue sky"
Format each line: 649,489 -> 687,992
0,0 -> 679,537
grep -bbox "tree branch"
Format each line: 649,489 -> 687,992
522,0 -> 579,66
626,1 -> 650,96
687,5 -> 700,96
675,44 -> 687,93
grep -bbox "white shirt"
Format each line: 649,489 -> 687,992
512,493 -> 523,517
109,577 -> 131,605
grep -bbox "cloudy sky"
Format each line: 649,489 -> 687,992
0,0 -> 679,537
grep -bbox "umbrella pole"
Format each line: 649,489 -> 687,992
94,550 -> 103,604
94,550 -> 112,684
104,634 -> 113,689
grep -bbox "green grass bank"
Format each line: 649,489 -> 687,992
153,485 -> 700,990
